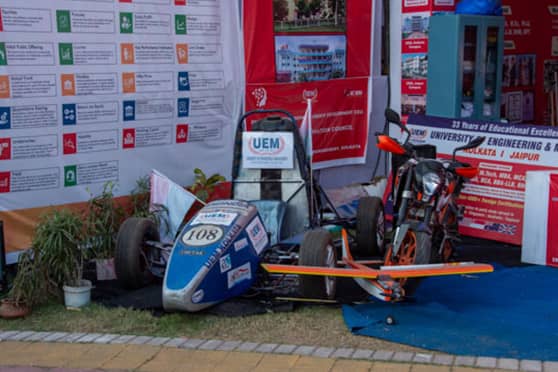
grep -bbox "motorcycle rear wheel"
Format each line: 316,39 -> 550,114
384,229 -> 431,296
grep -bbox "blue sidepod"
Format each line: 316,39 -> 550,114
162,200 -> 269,312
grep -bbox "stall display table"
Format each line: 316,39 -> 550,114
522,171 -> 558,266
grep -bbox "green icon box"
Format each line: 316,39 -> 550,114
175,14 -> 187,35
0,43 -> 6,66
57,10 -> 72,33
64,165 -> 77,187
59,43 -> 74,65
120,12 -> 134,34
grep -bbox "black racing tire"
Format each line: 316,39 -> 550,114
115,217 -> 159,289
298,229 -> 337,300
402,230 -> 432,296
355,196 -> 385,257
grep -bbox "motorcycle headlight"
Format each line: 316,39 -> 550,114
422,172 -> 441,200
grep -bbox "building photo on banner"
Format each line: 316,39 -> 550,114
0,0 -> 244,256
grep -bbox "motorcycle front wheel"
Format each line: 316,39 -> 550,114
384,229 -> 432,296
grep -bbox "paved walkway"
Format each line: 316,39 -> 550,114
1,331 -> 557,372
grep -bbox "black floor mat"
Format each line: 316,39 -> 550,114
91,236 -> 517,316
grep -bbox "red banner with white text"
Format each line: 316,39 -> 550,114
246,78 -> 369,169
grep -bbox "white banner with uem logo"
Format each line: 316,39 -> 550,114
406,114 -> 558,245
241,132 -> 294,169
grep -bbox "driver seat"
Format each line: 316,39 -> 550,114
249,199 -> 287,246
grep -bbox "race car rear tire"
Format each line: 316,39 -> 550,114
355,196 -> 385,257
298,229 -> 337,300
115,217 -> 159,289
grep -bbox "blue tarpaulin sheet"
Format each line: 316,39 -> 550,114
343,265 -> 558,360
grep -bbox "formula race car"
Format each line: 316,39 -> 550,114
114,110 -> 493,312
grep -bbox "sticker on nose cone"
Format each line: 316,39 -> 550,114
181,225 -> 223,246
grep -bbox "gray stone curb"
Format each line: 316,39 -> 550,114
1,331 -> 557,370
274,344 -> 297,354
163,337 -> 187,348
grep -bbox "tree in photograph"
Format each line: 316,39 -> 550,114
309,0 -> 321,16
273,0 -> 289,21
296,0 -> 310,18
327,0 -> 345,25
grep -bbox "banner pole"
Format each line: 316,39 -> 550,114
307,99 -> 315,226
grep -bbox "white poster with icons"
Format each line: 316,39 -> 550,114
0,0 -> 243,253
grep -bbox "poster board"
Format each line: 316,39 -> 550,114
407,114 -> 558,245
0,0 -> 244,254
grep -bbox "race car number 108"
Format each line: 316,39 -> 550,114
182,225 -> 224,246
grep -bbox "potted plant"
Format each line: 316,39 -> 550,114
189,168 -> 228,203
84,181 -> 125,281
33,209 -> 91,308
184,168 -> 229,222
0,251 -> 41,318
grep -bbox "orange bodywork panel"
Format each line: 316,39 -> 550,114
455,167 -> 479,179
376,135 -> 406,155
261,262 -> 494,279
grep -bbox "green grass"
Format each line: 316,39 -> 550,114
0,301 -> 423,351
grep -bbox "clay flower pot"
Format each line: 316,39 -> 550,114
0,298 -> 31,319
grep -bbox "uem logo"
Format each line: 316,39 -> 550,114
345,89 -> 363,97
248,136 -> 285,155
302,89 -> 318,101
411,128 -> 428,140
252,87 -> 267,108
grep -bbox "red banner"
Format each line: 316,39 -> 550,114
246,78 -> 369,168
242,0 -> 373,168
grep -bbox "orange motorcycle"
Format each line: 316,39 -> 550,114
377,109 -> 485,295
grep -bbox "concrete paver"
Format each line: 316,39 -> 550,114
498,358 -> 520,370
24,343 -> 91,368
253,353 -> 300,371
137,347 -> 192,372
236,341 -> 260,352
370,361 -> 412,371
0,342 -> 35,366
64,343 -> 125,369
331,359 -> 373,372
453,367 -> 487,372
213,351 -> 263,372
411,364 -> 451,372
101,344 -> 161,371
292,355 -> 335,371
0,334 -> 555,372
521,359 -> 543,372
432,354 -> 454,366
292,345 -> 316,356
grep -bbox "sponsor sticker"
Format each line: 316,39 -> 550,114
191,211 -> 237,226
246,217 -> 268,254
242,132 -> 294,169
227,262 -> 252,289
234,238 -> 248,252
191,289 -> 204,303
219,254 -> 232,273
181,225 -> 223,247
